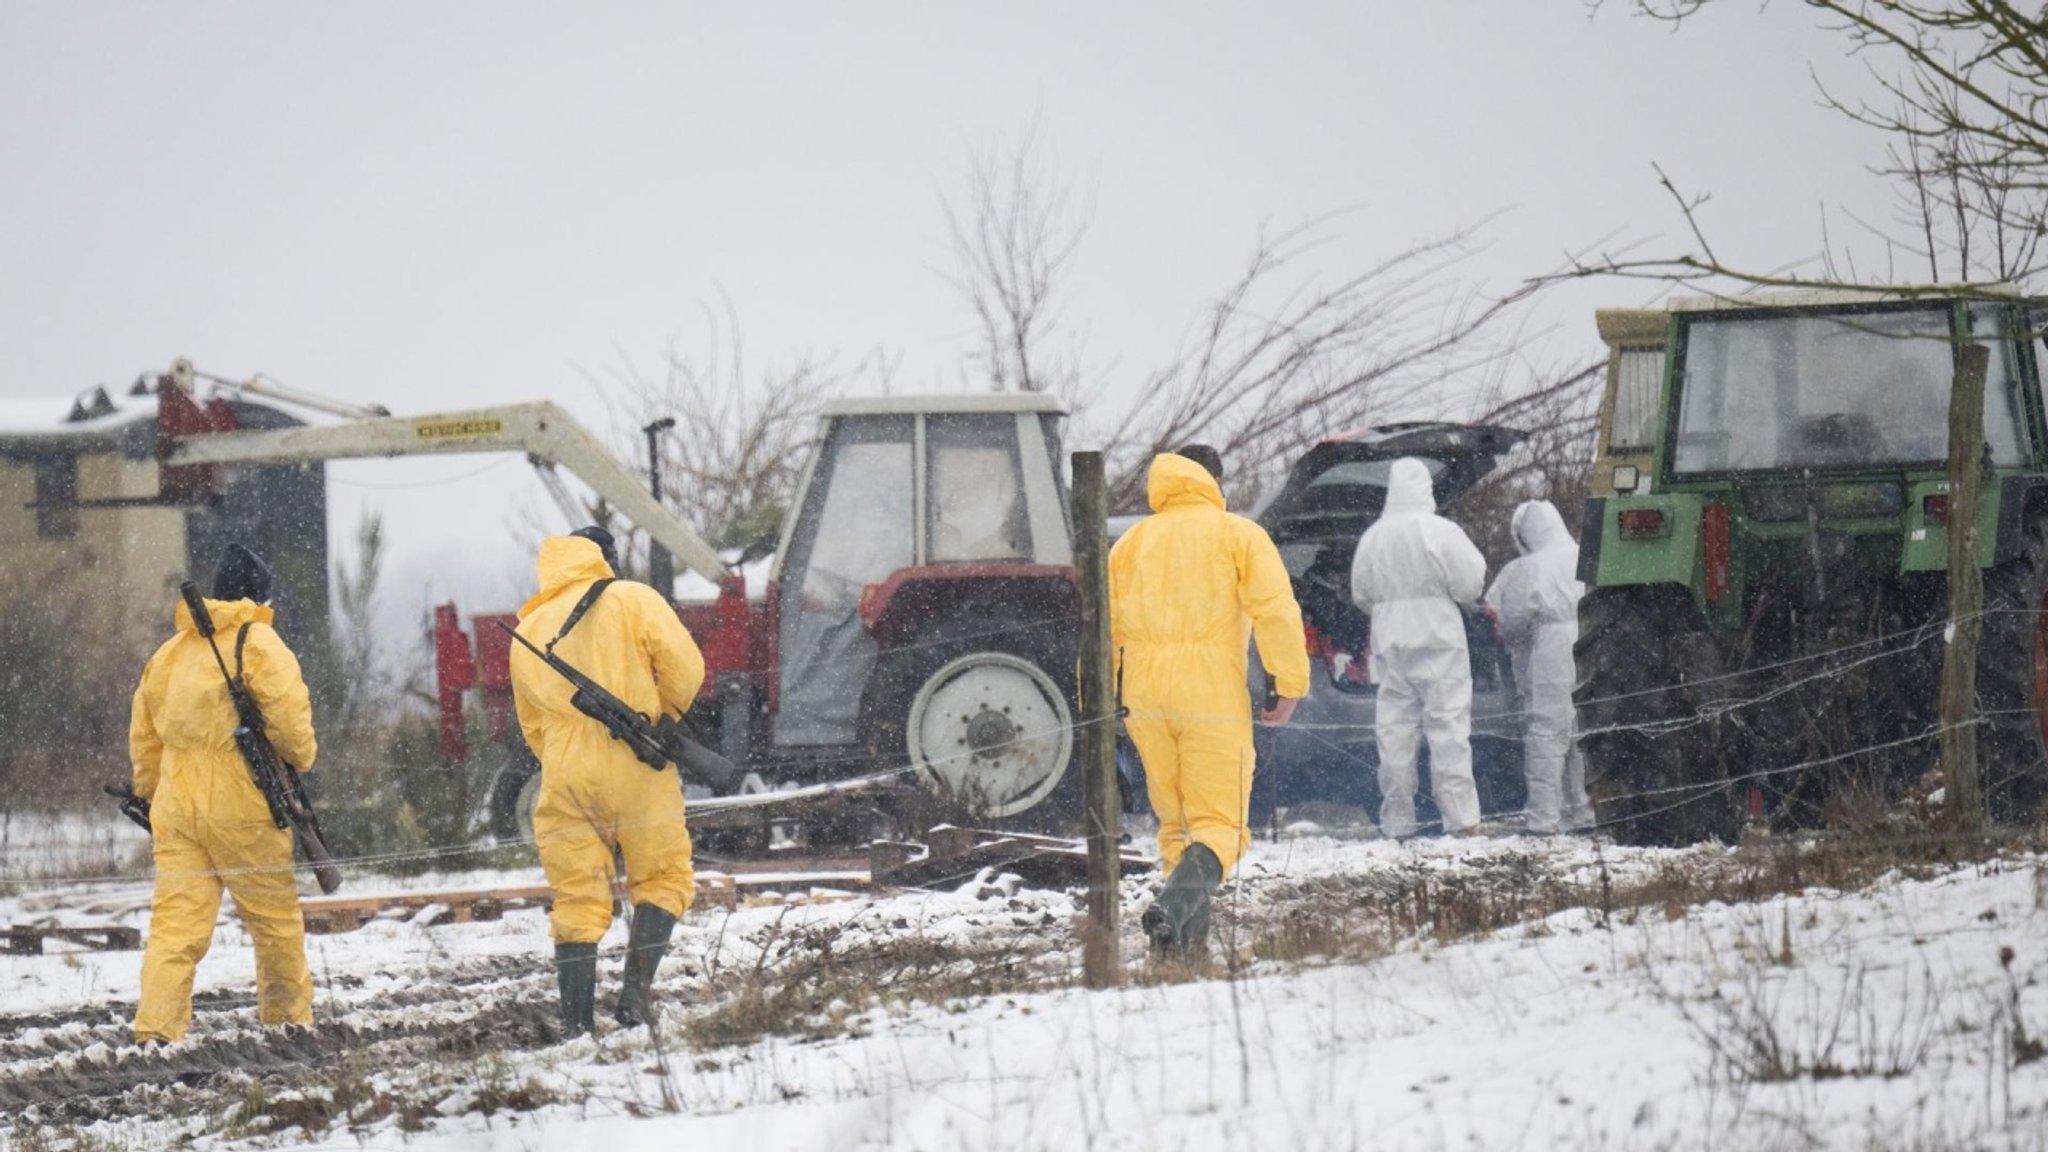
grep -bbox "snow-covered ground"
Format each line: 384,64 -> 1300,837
2,833 -> 2044,1151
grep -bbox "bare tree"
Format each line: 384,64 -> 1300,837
1862,116 -> 2048,283
942,130 -> 1093,400
600,298 -> 845,560
1456,358 -> 1606,564
937,143 -> 1599,514
1095,217 -> 1562,512
1648,2 -> 2044,171
1575,0 -> 2048,291
331,509 -> 389,734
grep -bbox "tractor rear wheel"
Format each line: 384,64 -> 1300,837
865,615 -> 1079,831
1975,513 -> 2048,824
1574,586 -> 1740,846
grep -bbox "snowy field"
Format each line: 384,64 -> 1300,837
2,831 -> 2044,1151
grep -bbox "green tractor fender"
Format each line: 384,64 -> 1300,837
1578,492 -> 1708,609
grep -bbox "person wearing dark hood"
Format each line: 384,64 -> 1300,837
509,525 -> 707,1038
131,544 -> 319,1044
1350,457 -> 1488,838
1110,452 -> 1309,960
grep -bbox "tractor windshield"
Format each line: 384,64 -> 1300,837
1671,304 -> 2028,474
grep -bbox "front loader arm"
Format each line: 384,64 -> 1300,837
164,400 -> 728,583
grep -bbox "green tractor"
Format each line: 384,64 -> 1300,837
1576,290 -> 2048,844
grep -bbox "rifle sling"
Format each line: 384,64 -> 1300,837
546,578 -> 616,655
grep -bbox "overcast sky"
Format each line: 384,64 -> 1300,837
1,2 -> 1908,632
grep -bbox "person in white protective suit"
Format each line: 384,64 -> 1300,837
1350,457 -> 1488,837
1485,499 -> 1597,834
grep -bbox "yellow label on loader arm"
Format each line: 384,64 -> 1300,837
414,418 -> 504,441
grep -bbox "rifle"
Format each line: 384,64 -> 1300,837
179,582 -> 343,894
104,783 -> 152,834
496,620 -> 743,794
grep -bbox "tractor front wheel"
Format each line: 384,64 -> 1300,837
1574,586 -> 1740,846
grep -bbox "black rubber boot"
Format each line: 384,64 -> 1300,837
1140,843 -> 1223,962
615,903 -> 678,1029
555,942 -> 598,1040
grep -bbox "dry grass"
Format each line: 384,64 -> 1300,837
1212,825 -> 2047,973
682,920 -> 1055,1051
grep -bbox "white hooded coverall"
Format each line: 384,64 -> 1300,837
1350,457 -> 1488,837
1485,500 -> 1596,834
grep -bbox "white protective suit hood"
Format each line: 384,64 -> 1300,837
1382,457 -> 1437,517
1350,455 -> 1485,641
1511,499 -> 1572,556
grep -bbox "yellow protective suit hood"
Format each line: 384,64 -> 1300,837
513,535 -> 708,943
1110,453 -> 1310,877
1147,452 -> 1228,513
130,596 -> 318,1043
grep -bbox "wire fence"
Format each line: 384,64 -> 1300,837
11,599 -> 2044,889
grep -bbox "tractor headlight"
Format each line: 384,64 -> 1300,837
1612,464 -> 1641,493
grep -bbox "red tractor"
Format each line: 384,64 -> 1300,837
422,394 -> 1084,841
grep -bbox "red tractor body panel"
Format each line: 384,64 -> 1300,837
859,563 -> 1078,649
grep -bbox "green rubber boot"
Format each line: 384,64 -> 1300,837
555,942 -> 598,1040
615,903 -> 678,1029
1140,843 -> 1223,962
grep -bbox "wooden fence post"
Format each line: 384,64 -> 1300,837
1072,450 -> 1121,987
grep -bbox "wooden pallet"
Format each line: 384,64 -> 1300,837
294,870 -> 869,934
868,825 -> 1152,891
4,925 -> 143,956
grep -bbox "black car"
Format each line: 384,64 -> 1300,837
1250,422 -> 1527,829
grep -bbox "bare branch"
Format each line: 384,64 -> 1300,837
596,298 -> 845,558
941,130 -> 1094,400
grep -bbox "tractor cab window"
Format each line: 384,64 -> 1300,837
1970,305 -> 2033,465
1672,305 -> 2027,474
927,414 -> 1030,563
1610,347 -> 1665,453
775,415 -> 913,746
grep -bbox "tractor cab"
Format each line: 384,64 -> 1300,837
765,394 -> 1079,819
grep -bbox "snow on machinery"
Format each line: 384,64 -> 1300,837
148,373 -> 1084,841
1577,290 -> 2048,844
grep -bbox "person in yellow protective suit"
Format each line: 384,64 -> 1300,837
1110,453 -> 1310,959
132,544 -> 317,1045
510,527 -> 706,1037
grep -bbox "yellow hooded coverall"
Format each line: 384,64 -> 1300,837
131,598 -> 318,1043
511,536 -> 707,943
1110,454 -> 1310,876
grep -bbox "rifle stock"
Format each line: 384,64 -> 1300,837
499,620 -> 742,794
104,783 -> 153,834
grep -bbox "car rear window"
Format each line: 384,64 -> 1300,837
1304,456 -> 1447,489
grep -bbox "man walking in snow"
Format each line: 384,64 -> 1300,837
510,526 -> 706,1038
1111,451 -> 1309,960
131,544 -> 318,1044
1350,457 -> 1488,838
